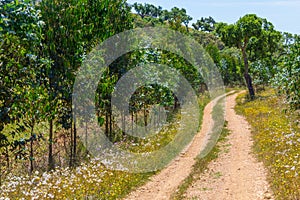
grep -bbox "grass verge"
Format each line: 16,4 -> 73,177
235,89 -> 300,200
0,94 -> 211,199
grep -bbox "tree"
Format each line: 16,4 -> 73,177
39,0 -> 132,168
215,14 -> 274,99
132,3 -> 162,19
0,0 -> 49,173
219,47 -> 243,86
160,7 -> 192,32
192,16 -> 216,32
180,8 -> 193,32
273,34 -> 300,109
0,0 -> 44,132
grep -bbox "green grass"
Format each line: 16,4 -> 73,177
0,94 -> 212,199
235,89 -> 300,200
225,87 -> 243,93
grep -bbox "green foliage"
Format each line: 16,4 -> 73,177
1,0 -> 133,174
0,0 -> 46,127
219,48 -> 243,85
192,16 -> 216,32
204,43 -> 243,86
132,2 -> 162,19
1,0 -> 298,198
273,35 -> 300,109
39,0 -> 133,122
235,89 -> 300,199
215,14 -> 282,98
158,7 -> 192,32
0,0 -> 51,170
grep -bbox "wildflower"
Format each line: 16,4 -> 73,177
48,193 -> 54,199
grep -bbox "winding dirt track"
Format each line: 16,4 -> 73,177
185,92 -> 273,200
124,91 -> 273,200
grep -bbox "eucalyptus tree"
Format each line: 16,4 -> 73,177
0,0 -> 49,173
39,0 -> 132,167
0,0 -> 45,132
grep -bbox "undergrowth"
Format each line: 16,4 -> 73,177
0,95 -> 211,199
235,89 -> 300,200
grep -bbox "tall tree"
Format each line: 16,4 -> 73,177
39,0 -> 132,168
0,0 -> 49,173
215,14 -> 276,99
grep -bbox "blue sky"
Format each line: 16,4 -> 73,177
127,0 -> 300,34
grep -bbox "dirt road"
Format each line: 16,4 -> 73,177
124,92 -> 273,200
185,92 -> 273,199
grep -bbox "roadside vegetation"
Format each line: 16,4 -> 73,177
0,0 -> 299,199
235,89 -> 300,200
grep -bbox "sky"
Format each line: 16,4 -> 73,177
127,0 -> 300,34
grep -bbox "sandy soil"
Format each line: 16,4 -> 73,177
185,92 -> 273,200
124,91 -> 273,200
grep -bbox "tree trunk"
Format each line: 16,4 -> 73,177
144,104 -> 148,132
30,125 -> 34,174
131,112 -> 134,133
73,116 -> 77,165
105,110 -> 109,137
122,111 -> 126,136
174,95 -> 180,109
69,125 -> 73,167
185,25 -> 189,33
241,47 -> 255,99
5,146 -> 9,169
48,119 -> 54,171
135,112 -> 138,133
109,109 -> 113,138
244,73 -> 255,99
85,121 -> 88,154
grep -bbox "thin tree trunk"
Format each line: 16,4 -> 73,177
135,112 -> 138,133
69,125 -> 73,167
109,109 -> 113,138
158,107 -> 160,127
131,112 -> 134,133
85,121 -> 88,154
73,116 -> 77,165
185,25 -> 189,33
6,146 -> 9,169
105,110 -> 109,138
30,125 -> 34,174
144,104 -> 147,132
122,111 -> 126,136
48,119 -> 54,171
